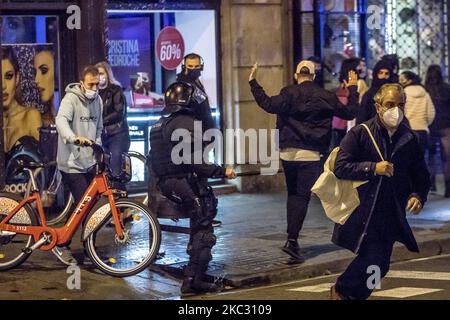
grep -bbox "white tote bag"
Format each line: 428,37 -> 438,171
311,124 -> 384,225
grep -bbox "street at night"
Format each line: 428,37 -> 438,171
2,0 -> 450,308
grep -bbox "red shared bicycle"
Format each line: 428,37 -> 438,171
0,141 -> 161,277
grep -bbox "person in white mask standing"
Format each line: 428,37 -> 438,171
95,61 -> 130,191
54,65 -> 103,265
329,83 -> 430,300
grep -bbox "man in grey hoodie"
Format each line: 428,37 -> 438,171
53,65 -> 103,265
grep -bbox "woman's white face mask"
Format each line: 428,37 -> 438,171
99,75 -> 107,88
382,107 -> 404,128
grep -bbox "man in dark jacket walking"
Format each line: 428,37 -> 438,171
356,60 -> 394,125
249,60 -> 360,262
330,83 -> 430,300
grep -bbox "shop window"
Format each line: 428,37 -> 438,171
106,9 -> 220,181
106,10 -> 219,119
366,0 -> 387,69
295,0 -> 365,89
322,13 -> 362,89
1,15 -> 60,192
393,0 -> 448,79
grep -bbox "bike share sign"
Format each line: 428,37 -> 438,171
156,27 -> 185,70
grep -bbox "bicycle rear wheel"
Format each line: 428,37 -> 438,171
84,199 -> 161,277
0,193 -> 39,271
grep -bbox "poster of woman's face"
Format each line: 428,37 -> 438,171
34,48 -> 55,104
1,44 -> 57,193
1,17 -> 36,44
1,44 -> 55,154
1,51 -> 19,110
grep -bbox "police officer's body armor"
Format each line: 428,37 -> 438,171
148,81 -> 222,294
149,116 -> 187,178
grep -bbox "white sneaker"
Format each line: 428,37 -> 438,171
52,247 -> 77,266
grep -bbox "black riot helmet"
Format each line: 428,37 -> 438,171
162,81 -> 195,115
162,81 -> 208,115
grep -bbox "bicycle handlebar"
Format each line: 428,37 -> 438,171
73,139 -> 106,171
74,138 -> 94,147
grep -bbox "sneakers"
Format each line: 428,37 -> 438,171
212,219 -> 222,227
181,277 -> 223,296
52,246 -> 78,266
282,240 -> 305,262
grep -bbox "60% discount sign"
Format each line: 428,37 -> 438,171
156,27 -> 185,70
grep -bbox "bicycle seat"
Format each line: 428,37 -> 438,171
15,158 -> 45,169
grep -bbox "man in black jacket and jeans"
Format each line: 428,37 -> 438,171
249,60 -> 359,262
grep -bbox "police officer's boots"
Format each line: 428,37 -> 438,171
181,275 -> 222,295
181,253 -> 222,295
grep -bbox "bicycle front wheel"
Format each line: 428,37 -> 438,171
84,199 -> 161,277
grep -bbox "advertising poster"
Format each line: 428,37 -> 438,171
2,44 -> 56,193
108,17 -> 164,109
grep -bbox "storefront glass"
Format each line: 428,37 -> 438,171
295,0 -> 365,90
106,8 -> 220,183
296,0 -> 449,87
390,0 -> 448,79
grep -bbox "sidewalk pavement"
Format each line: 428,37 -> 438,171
152,190 -> 450,288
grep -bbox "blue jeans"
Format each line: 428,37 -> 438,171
102,131 -> 130,190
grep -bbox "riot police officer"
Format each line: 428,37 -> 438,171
177,53 -> 215,132
149,81 -> 236,295
177,53 -> 223,228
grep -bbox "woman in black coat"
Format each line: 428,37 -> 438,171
330,83 -> 430,300
96,61 -> 130,190
425,65 -> 450,196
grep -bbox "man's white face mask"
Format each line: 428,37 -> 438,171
382,107 -> 404,128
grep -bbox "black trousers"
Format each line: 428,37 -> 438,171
61,172 -> 95,206
429,129 -> 450,192
59,171 -> 95,247
102,131 -> 131,190
335,209 -> 399,300
414,130 -> 428,156
281,160 -> 321,241
158,177 -> 217,278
